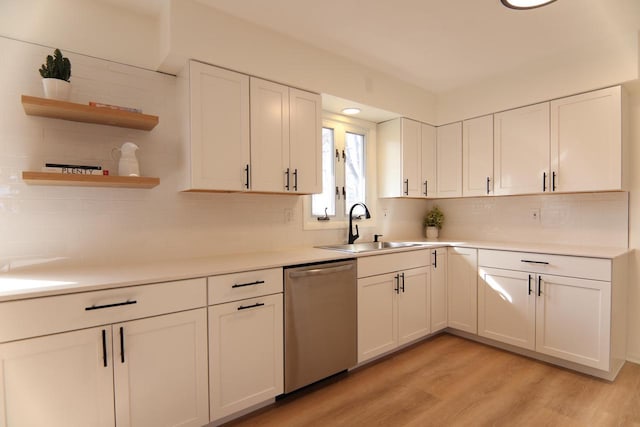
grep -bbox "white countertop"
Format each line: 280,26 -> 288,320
0,241 -> 630,302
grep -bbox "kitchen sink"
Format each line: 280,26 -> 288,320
317,241 -> 426,253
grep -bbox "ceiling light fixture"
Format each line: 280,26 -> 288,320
500,0 -> 557,10
341,107 -> 361,115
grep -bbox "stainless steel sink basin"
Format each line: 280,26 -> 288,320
317,241 -> 425,253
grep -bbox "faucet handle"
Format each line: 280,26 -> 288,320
374,234 -> 383,242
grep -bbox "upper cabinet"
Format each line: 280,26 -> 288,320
494,102 -> 550,196
180,61 -> 321,194
184,61 -> 250,192
550,86 -> 622,193
378,118 -> 437,198
462,115 -> 494,197
435,122 -> 462,198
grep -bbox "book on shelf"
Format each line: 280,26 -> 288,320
42,163 -> 105,175
89,101 -> 142,114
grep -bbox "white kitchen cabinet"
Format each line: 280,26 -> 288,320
436,122 -> 462,198
463,115 -> 494,197
114,310 -> 209,427
477,249 -> 627,378
357,250 -> 430,362
0,327 -> 115,427
550,86 -> 623,193
494,102 -> 550,195
447,247 -> 477,334
478,267 -> 536,350
250,77 -> 321,194
430,247 -> 448,333
181,60 -> 250,192
0,278 -> 209,427
377,118 -> 437,198
208,269 -> 284,422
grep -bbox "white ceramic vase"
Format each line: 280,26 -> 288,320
426,226 -> 439,240
42,78 -> 71,101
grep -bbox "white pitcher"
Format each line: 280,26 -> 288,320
112,142 -> 140,176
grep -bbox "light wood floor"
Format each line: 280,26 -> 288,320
226,334 -> 640,427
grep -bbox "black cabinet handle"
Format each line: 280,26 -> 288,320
285,168 -> 290,191
102,329 -> 107,368
394,274 -> 400,294
238,302 -> 265,311
542,172 -> 547,192
521,259 -> 549,265
552,171 -> 557,192
528,274 -> 532,295
486,177 -> 491,195
293,169 -> 298,191
400,273 -> 405,293
119,326 -> 125,363
432,250 -> 438,268
232,280 -> 265,288
424,181 -> 428,196
244,164 -> 250,189
537,276 -> 542,297
86,300 -> 137,311
403,179 -> 409,196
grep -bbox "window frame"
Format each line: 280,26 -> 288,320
303,112 -> 377,231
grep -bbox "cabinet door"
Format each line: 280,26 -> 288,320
189,61 -> 250,191
209,294 -> 283,421
447,247 -> 478,334
398,266 -> 430,345
535,275 -> 611,370
494,102 -> 550,195
289,88 -> 322,194
358,273 -> 397,363
0,327 -> 115,427
421,123 -> 437,198
250,78 -> 290,192
436,122 -> 462,198
401,118 -> 422,197
463,115 -> 494,197
113,309 -> 209,427
478,268 -> 535,350
550,86 -> 621,193
431,248 -> 448,332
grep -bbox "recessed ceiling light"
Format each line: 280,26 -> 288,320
501,0 -> 557,9
341,107 -> 361,115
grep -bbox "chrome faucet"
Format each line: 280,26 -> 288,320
348,203 -> 371,244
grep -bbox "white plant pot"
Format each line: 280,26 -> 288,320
42,78 -> 71,101
426,226 -> 439,240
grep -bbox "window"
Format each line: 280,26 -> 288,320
308,114 -> 374,226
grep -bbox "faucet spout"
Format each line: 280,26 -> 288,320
348,203 -> 371,244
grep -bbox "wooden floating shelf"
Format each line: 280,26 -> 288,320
22,171 -> 160,189
21,95 -> 159,131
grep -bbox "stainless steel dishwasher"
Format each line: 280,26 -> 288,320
284,259 -> 357,393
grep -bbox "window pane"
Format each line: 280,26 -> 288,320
344,132 -> 366,214
312,128 -> 336,216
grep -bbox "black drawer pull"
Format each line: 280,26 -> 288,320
520,259 -> 549,265
85,300 -> 137,311
238,302 -> 265,311
232,280 -> 265,289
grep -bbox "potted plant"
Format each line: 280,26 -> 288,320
39,48 -> 72,101
423,206 -> 444,240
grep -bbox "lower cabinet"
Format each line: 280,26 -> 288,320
207,268 -> 284,422
0,309 -> 209,427
430,247 -> 448,332
358,265 -> 430,363
447,247 -> 478,334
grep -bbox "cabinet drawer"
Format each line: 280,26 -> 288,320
357,249 -> 429,278
0,278 -> 207,343
478,249 -> 611,281
208,268 -> 283,305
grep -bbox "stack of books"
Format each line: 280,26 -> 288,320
41,163 -> 106,175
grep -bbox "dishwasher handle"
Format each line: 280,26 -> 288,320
287,263 -> 354,279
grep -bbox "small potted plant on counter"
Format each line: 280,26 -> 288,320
423,206 -> 444,240
39,48 -> 72,101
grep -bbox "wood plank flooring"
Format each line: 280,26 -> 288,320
226,334 -> 640,427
